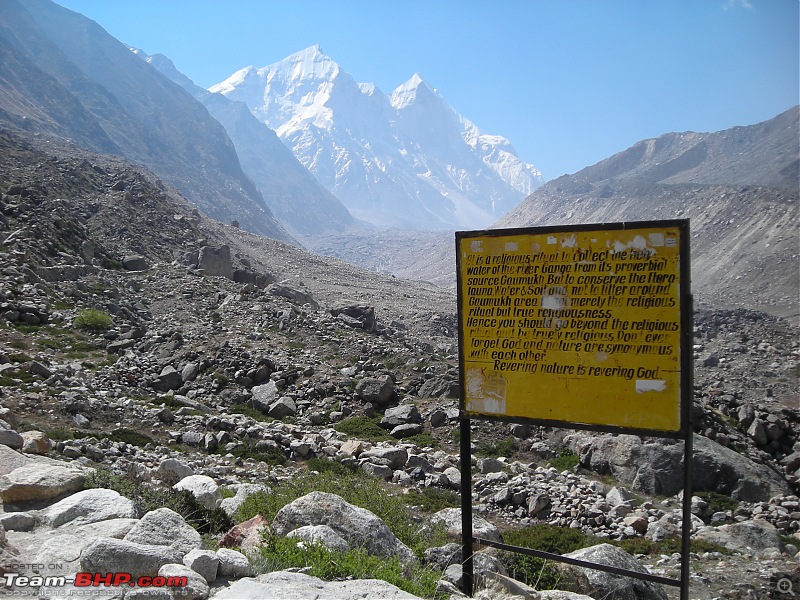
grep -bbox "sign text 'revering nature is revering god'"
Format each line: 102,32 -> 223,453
457,224 -> 684,431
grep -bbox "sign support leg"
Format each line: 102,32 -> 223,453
460,416 -> 474,597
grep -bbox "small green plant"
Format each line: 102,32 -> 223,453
404,487 -> 460,513
405,432 -> 439,449
220,439 -> 286,465
548,450 -> 579,471
255,534 -> 442,598
613,535 -> 730,556
476,436 -> 518,458
694,491 -> 738,515
499,524 -> 597,590
229,403 -> 269,422
8,340 -> 27,350
334,416 -> 392,442
107,428 -> 154,447
73,308 -> 112,332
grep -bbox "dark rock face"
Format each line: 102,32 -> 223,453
569,433 -> 791,502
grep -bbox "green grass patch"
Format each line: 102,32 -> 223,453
499,524 -> 596,590
405,432 -> 439,449
13,323 -> 41,334
229,403 -> 270,422
73,308 -> 112,332
548,450 -> 579,471
8,340 -> 27,350
107,428 -> 155,447
613,535 -> 730,556
476,436 -> 518,458
255,535 -> 442,598
404,487 -> 460,513
695,491 -> 739,515
235,469 -> 447,558
334,416 -> 392,442
221,439 -> 287,465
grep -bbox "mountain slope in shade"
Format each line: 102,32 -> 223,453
495,107 -> 800,321
210,45 -> 542,230
0,0 -> 292,242
141,51 -> 360,239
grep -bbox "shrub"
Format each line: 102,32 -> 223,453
499,524 -> 598,590
404,487 -> 460,513
73,308 -> 112,332
334,416 -> 391,442
254,534 -> 442,598
548,450 -> 579,471
476,436 -> 518,458
107,428 -> 154,447
695,491 -> 739,515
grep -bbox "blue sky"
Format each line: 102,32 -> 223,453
55,0 -> 798,180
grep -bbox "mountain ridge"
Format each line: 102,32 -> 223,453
0,0 -> 293,242
211,45 -> 542,230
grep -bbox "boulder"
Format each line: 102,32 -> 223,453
272,491 -> 415,562
173,474 -> 222,510
268,282 -> 319,309
198,245 -> 234,279
155,457 -> 194,486
359,446 -> 408,470
568,433 -> 791,502
695,519 -> 784,554
183,548 -> 219,583
286,525 -> 350,552
561,543 -> 669,600
158,563 -> 209,599
355,376 -> 395,406
0,463 -> 85,503
380,404 -> 422,428
211,570 -> 421,599
216,547 -> 252,578
41,488 -> 137,527
123,508 -> 202,555
80,538 -> 183,579
429,508 -> 502,543
122,255 -> 149,271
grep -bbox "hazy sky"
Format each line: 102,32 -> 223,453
55,0 -> 798,180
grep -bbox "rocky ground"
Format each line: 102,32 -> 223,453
0,130 -> 798,599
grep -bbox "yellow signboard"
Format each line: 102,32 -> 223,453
457,222 -> 686,432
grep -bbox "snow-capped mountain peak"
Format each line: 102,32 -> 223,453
211,49 -> 542,230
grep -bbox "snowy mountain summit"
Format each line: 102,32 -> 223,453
210,45 -> 542,230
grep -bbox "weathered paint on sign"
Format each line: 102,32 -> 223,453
457,224 -> 683,431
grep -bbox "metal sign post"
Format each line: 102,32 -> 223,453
455,220 -> 693,599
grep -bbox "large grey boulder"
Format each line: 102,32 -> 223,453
272,491 -> 415,563
567,433 -> 791,502
286,525 -> 350,552
429,508 -> 502,543
123,508 -> 202,556
211,571 -> 421,599
80,538 -> 183,579
155,457 -> 194,485
158,563 -> 209,600
359,446 -> 408,470
198,245 -> 234,279
0,463 -> 86,503
355,375 -> 396,406
562,543 -> 669,600
695,519 -> 784,555
173,474 -> 222,510
41,488 -> 137,527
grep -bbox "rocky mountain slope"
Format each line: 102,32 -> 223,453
139,51 -> 361,240
0,125 -> 798,599
210,45 -> 542,230
0,0 -> 291,242
496,107 -> 800,322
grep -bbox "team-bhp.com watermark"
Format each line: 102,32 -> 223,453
2,570 -> 188,596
